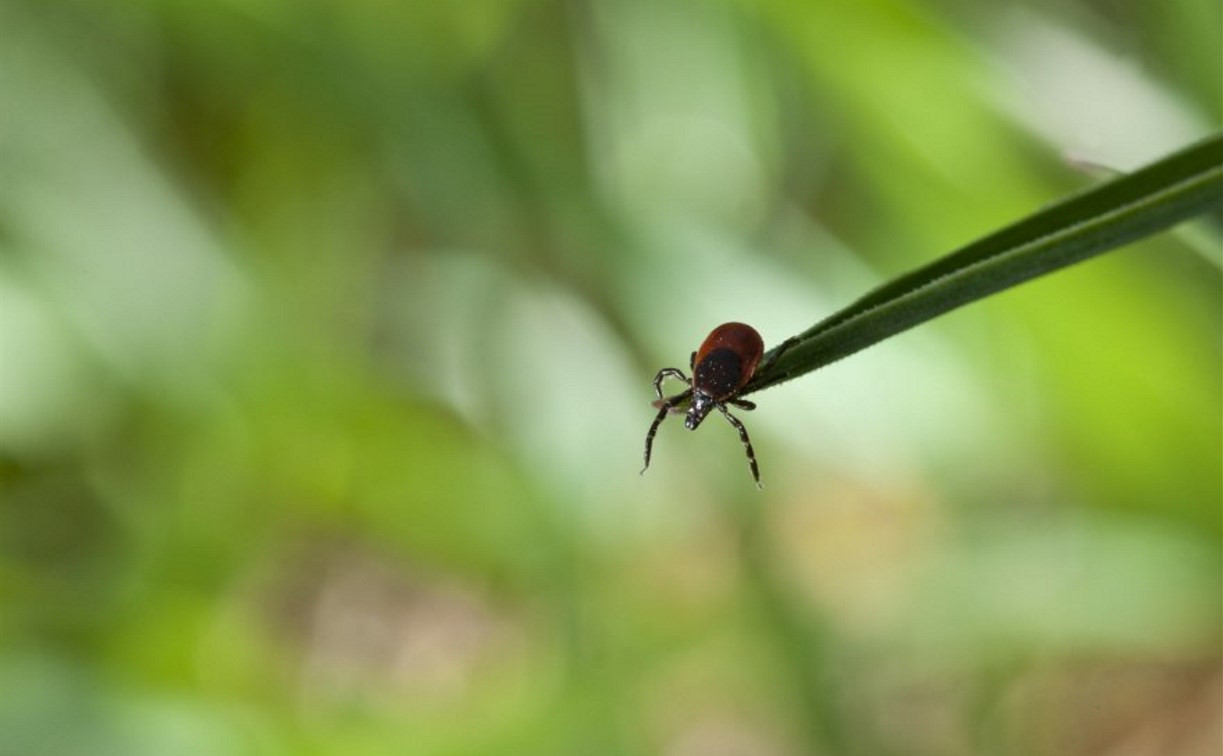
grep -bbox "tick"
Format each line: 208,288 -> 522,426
641,322 -> 791,489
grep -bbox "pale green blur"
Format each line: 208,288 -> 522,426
1,1 -> 1219,754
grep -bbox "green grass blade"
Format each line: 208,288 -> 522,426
744,134 -> 1223,395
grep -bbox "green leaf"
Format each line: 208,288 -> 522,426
744,134 -> 1223,395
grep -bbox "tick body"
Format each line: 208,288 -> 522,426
642,322 -> 786,489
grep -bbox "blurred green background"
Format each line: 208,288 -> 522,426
1,0 -> 1219,754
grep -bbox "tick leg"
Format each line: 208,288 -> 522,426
641,405 -> 672,475
653,367 -> 690,402
729,398 -> 756,411
759,336 -> 800,374
653,388 -> 693,413
718,405 -> 762,490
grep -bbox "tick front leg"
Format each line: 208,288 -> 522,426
641,405 -> 671,475
718,405 -> 762,490
653,367 -> 690,402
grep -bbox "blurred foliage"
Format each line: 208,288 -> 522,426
0,0 -> 1219,755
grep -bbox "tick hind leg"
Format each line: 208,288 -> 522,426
718,405 -> 762,489
759,336 -> 800,374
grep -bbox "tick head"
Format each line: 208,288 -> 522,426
685,390 -> 715,430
